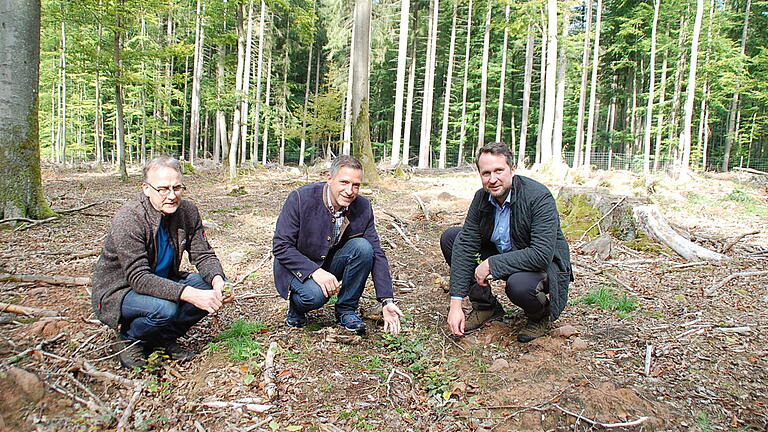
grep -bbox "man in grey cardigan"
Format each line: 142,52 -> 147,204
442,142 -> 572,342
91,156 -> 227,368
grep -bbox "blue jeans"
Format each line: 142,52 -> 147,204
288,237 -> 374,319
120,273 -> 211,343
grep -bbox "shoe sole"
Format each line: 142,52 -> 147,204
340,324 -> 366,335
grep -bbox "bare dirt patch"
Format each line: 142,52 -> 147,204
1,165 -> 767,431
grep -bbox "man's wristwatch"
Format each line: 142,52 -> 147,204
381,298 -> 395,307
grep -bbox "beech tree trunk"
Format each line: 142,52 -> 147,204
390,0 -> 410,166
676,0 -> 704,181
299,43 -> 313,166
476,0 -> 491,155
722,0 -> 750,171
418,0 -> 439,169
216,44 -> 228,163
252,1 -> 267,162
229,5 -> 245,178
457,0 -> 473,166
643,0 -> 660,175
584,0 -> 603,171
402,39 -> 417,166
438,4 -> 458,169
538,0 -> 558,164
114,1 -> 127,181
0,0 -> 54,219
351,0 -> 378,182
551,8 -> 568,164
188,0 -> 204,166
239,0 -> 255,165
518,28 -> 534,167
494,4 -> 510,143
573,0 -> 592,169
261,54 -> 272,165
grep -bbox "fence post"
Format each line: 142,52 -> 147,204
608,148 -> 613,170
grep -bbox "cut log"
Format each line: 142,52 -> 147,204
0,274 -> 91,286
262,342 -> 278,401
633,205 -> 728,261
0,302 -> 60,317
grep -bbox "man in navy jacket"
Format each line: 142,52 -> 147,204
272,155 -> 403,334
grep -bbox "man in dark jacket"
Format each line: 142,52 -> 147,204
443,142 -> 572,342
92,156 -> 227,368
273,155 -> 403,335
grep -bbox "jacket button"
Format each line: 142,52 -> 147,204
320,255 -> 326,260
297,272 -> 302,278
327,236 -> 331,241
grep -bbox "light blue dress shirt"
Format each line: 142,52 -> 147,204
489,192 -> 514,254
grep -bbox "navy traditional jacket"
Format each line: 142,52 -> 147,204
272,182 -> 393,300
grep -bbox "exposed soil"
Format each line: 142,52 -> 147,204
1,164 -> 767,431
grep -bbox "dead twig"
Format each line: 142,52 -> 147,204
0,301 -> 60,317
262,341 -> 278,401
553,404 -> 649,428
389,221 -> 422,254
643,345 -> 653,376
578,196 -> 626,242
55,201 -> 103,214
720,231 -> 760,254
0,273 -> 91,286
382,210 -> 410,226
412,194 -> 430,221
236,250 -> 273,285
5,332 -> 66,365
116,381 -> 144,432
705,270 -> 768,296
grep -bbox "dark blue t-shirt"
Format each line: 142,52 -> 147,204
154,220 -> 174,279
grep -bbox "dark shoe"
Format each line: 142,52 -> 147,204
337,312 -> 366,334
464,303 -> 505,333
158,340 -> 196,362
285,306 -> 307,328
517,316 -> 552,343
113,337 -> 146,369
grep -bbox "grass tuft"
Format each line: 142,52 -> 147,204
571,286 -> 639,317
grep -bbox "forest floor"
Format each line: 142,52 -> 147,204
1,162 -> 767,432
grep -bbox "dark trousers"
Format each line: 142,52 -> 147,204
440,226 -> 548,320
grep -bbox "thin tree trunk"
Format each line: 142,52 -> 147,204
573,0 -> 592,168
299,43 -> 313,166
58,19 -> 67,164
457,0 -> 473,166
343,12 -> 355,156
699,0 -> 715,170
438,5 -> 458,169
114,2 -> 127,181
352,0 -> 378,181
518,28 -> 534,167
280,48 -> 288,166
552,8 -> 568,164
390,0 -> 410,165
643,0 -> 661,175
216,45 -> 228,163
418,0 -> 439,169
677,0 -> 704,181
476,0 -> 491,155
535,21 -> 547,165
252,0 -> 267,162
402,41 -> 417,166
239,0 -> 255,164
584,0 -> 603,171
668,16 -> 687,160
189,0 -> 205,166
229,5 -> 246,178
654,46 -> 668,171
494,4 -> 511,142
722,0 -> 750,171
261,54 -> 272,164
538,0 -> 558,164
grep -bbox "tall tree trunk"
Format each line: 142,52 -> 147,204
668,16 -> 687,159
518,28 -> 534,167
352,0 -> 378,182
114,1 -> 127,181
552,8 -> 568,164
299,43 -> 313,166
535,21 -> 547,165
280,48 -> 288,166
189,0 -> 204,166
343,12 -> 355,156
573,0 -> 592,168
495,4 -> 510,143
699,0 -> 715,170
643,0 -> 661,175
402,40 -> 417,166
239,0 -> 255,165
261,54 -> 272,165
418,0 -> 439,169
584,0 -> 603,171
181,56 -> 188,159
229,5 -> 245,178
538,0 -> 558,164
457,0 -> 473,165
438,4 -> 458,169
94,10 -> 104,166
252,1 -> 267,162
216,44 -> 228,163
57,19 -> 67,164
654,47 -> 668,171
722,0 -> 750,171
476,0 -> 491,154
677,0 -> 703,181
390,0 -> 410,166
0,0 -> 54,219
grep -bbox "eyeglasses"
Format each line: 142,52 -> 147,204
146,183 -> 186,196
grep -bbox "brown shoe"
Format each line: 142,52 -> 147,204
517,316 -> 552,343
113,336 -> 146,369
464,303 -> 505,333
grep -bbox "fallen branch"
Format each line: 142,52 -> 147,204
382,210 -> 410,226
55,201 -> 103,214
643,345 -> 653,377
6,332 -> 66,365
553,404 -> 649,428
0,301 -> 60,317
579,196 -> 626,242
733,166 -> 768,176
388,221 -> 422,254
633,205 -> 728,261
201,400 -> 274,413
720,231 -> 760,254
412,194 -> 430,221
0,274 -> 91,286
705,270 -> 768,296
262,341 -> 278,401
116,382 -> 144,432
8,216 -> 60,232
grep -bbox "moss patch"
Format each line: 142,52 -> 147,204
557,194 -> 603,241
623,231 -> 673,255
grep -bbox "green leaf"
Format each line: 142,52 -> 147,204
269,420 -> 280,430
243,373 -> 255,385
442,390 -> 452,400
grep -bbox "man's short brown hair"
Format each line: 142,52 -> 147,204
329,155 -> 363,177
476,142 -> 515,169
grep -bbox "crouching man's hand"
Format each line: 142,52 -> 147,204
181,283 -> 223,314
447,298 -> 466,337
382,301 -> 404,335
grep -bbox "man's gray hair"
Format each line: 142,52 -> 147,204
329,155 -> 363,177
476,142 -> 516,169
143,155 -> 182,181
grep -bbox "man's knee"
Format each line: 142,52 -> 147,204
345,238 -> 374,262
291,283 -> 327,311
505,272 -> 547,304
144,298 -> 178,325
440,226 -> 462,264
